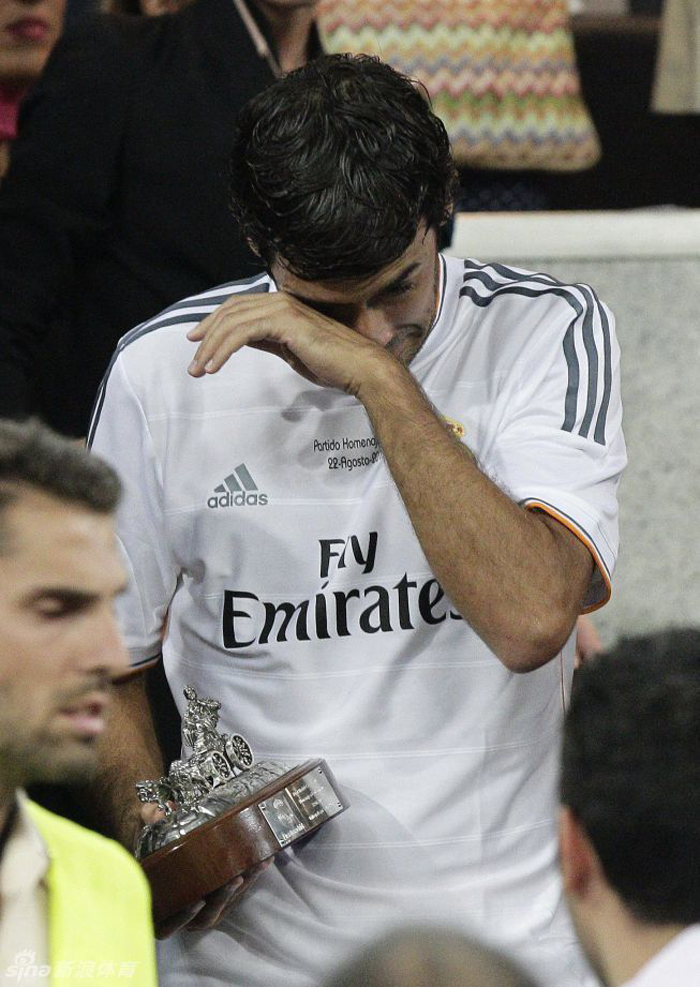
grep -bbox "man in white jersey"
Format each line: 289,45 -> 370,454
88,55 -> 625,987
559,629 -> 700,986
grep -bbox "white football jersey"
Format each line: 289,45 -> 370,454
90,255 -> 625,987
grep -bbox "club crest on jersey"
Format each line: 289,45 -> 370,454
208,464 -> 268,508
442,416 -> 465,440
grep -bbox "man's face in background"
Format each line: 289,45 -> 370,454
0,488 -> 127,790
0,0 -> 66,88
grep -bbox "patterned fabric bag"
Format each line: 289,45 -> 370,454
318,0 -> 601,171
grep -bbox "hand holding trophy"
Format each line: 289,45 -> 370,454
135,686 -> 348,924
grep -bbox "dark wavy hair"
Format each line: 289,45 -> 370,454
228,54 -> 458,281
0,418 -> 120,553
561,628 -> 700,925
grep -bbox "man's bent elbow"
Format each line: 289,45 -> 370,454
495,611 -> 576,674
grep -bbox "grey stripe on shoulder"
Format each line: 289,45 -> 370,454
110,275 -> 270,353
459,261 -> 611,446
156,272 -> 271,318
462,258 -> 559,287
87,275 -> 270,447
594,301 -> 613,446
576,283 -> 600,442
138,276 -> 270,332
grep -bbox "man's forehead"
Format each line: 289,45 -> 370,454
0,507 -> 126,605
4,488 -> 81,534
273,225 -> 437,301
0,490 -> 117,564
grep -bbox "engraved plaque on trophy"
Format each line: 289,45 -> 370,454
135,687 -> 348,923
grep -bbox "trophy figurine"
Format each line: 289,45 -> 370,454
135,686 -> 348,923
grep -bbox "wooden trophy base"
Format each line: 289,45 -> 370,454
140,759 -> 347,923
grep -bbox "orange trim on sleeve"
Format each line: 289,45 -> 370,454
525,500 -> 611,614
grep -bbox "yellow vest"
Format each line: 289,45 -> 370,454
25,800 -> 157,986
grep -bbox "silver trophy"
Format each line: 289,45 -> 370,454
134,687 -> 347,922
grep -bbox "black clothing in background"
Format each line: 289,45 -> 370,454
64,0 -> 98,31
0,0 -> 280,436
540,16 -> 700,211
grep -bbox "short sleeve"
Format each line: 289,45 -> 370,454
486,286 -> 626,611
89,356 -> 176,666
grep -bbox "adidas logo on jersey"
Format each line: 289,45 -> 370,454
208,465 -> 268,508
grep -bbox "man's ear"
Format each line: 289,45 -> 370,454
245,238 -> 263,260
559,805 -> 600,899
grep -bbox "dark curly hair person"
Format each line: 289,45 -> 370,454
228,53 -> 459,282
559,628 -> 700,987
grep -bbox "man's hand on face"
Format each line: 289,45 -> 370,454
139,802 -> 272,939
187,292 -> 395,396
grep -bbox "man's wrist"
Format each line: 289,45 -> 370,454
353,348 -> 415,406
115,803 -> 146,851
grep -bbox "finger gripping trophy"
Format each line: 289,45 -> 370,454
135,686 -> 347,923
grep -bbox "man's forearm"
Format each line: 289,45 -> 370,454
183,289 -> 594,671
94,671 -> 166,848
358,359 -> 593,671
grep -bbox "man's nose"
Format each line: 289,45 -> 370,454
347,307 -> 394,347
78,608 -> 130,678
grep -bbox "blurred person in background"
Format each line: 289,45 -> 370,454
0,0 -> 320,437
321,927 -> 542,987
575,614 -> 601,667
0,418 -> 157,984
652,0 -> 700,114
560,628 -> 700,986
0,0 -> 65,177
